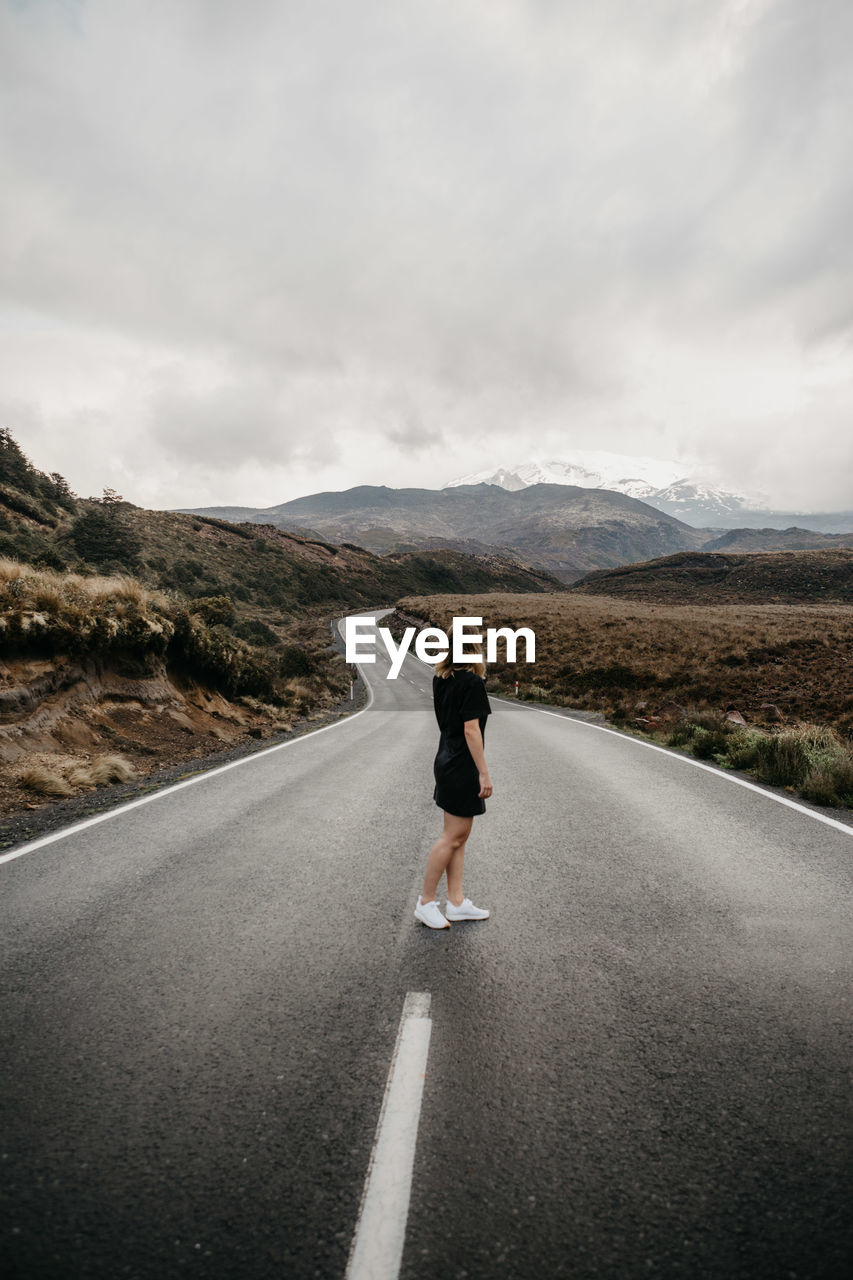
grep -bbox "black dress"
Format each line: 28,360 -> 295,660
432,669 -> 492,817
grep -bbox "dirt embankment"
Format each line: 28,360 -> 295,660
0,651 -> 292,819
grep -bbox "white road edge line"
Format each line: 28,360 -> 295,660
0,613 -> 381,868
409,652 -> 853,836
498,697 -> 853,837
346,991 -> 432,1280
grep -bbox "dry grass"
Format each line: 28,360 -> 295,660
285,679 -> 316,702
237,695 -> 282,717
65,755 -> 137,787
20,766 -> 74,797
0,558 -> 169,611
20,753 -> 137,796
397,592 -> 853,732
237,695 -> 294,730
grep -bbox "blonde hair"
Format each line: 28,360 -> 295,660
435,655 -> 486,679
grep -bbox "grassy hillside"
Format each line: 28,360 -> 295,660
0,430 -> 563,612
393,592 -> 853,808
571,549 -> 853,603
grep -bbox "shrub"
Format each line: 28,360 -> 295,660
192,514 -> 255,540
167,612 -> 277,699
279,644 -> 315,677
688,726 -> 731,760
70,507 -> 142,570
191,595 -> 236,626
684,721 -> 853,807
166,557 -> 208,588
745,725 -> 837,789
664,722 -> 702,749
0,560 -> 174,658
232,616 -> 280,646
238,696 -> 281,718
34,548 -> 67,572
83,575 -> 159,606
520,684 -> 550,701
800,756 -> 853,808
0,483 -> 56,526
724,728 -> 767,772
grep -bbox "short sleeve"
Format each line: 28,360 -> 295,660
457,674 -> 489,724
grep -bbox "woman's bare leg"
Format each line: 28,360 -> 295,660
421,812 -> 473,903
446,839 -> 467,906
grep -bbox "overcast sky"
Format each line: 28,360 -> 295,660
1,0 -> 851,512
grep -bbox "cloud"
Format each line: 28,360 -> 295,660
0,0 -> 850,511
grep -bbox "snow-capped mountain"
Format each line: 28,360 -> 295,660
649,479 -> 752,522
443,454 -> 763,527
444,452 -> 684,496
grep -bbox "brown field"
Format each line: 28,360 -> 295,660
394,592 -> 853,806
396,592 -> 853,730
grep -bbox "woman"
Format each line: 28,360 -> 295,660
415,651 -> 493,929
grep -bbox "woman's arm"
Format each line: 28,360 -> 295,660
464,719 -> 493,798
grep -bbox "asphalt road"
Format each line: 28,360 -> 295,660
1,611 -> 851,1279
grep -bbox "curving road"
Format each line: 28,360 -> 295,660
1,610 -> 851,1278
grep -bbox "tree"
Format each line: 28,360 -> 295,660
0,430 -> 76,511
47,472 -> 76,510
101,488 -> 123,515
70,505 -> 142,570
0,428 -> 37,494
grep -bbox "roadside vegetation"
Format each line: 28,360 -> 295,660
0,557 -> 348,708
651,716 -> 853,809
394,593 -> 853,809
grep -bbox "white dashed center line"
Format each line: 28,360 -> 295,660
345,992 -> 433,1280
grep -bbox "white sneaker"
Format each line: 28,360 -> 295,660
445,897 -> 490,921
414,897 -> 450,929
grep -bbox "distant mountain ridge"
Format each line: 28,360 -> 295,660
702,527 -> 853,553
181,481 -> 710,584
442,454 -> 853,532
